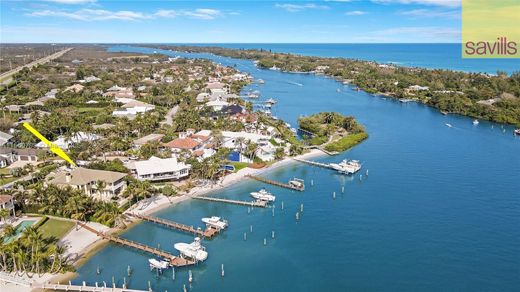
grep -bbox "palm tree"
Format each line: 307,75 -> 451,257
0,208 -> 10,223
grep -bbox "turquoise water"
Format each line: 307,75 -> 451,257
75,45 -> 520,291
4,220 -> 36,244
171,43 -> 520,75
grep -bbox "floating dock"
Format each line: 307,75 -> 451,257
127,213 -> 220,239
246,174 -> 304,191
193,196 -> 268,208
77,222 -> 196,267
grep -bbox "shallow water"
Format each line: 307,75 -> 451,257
74,45 -> 520,291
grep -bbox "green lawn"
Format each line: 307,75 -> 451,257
0,177 -> 17,185
37,218 -> 75,240
78,107 -> 104,113
230,162 -> 249,172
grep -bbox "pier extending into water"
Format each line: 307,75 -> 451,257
127,213 -> 220,239
77,222 -> 196,267
246,174 -> 305,191
293,157 -> 336,170
193,196 -> 268,208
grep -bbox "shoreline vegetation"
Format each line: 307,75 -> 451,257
143,45 -> 520,126
298,112 -> 368,152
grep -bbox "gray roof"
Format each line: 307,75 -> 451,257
51,167 -> 127,186
0,131 -> 14,146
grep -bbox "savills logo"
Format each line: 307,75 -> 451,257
462,0 -> 519,58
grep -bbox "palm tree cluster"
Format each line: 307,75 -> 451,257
0,226 -> 71,274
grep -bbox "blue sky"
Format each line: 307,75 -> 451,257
1,0 -> 461,43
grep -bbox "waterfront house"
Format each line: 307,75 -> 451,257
48,167 -> 127,201
134,156 -> 191,181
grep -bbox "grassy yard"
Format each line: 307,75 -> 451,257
0,177 -> 17,185
230,162 -> 249,172
37,218 -> 75,240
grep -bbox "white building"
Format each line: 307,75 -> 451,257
35,132 -> 101,149
135,156 -> 191,181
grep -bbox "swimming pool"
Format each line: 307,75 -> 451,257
3,220 -> 37,244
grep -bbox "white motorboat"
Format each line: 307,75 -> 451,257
473,119 -> 479,125
445,123 -> 453,128
288,178 -> 304,189
329,159 -> 362,175
266,98 -> 277,104
201,216 -> 228,230
149,258 -> 169,270
514,129 -> 520,136
174,237 -> 208,262
258,79 -> 265,84
250,188 -> 276,202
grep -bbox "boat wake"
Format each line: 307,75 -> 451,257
287,81 -> 303,86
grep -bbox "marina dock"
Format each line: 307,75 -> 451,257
193,196 -> 268,208
127,213 -> 220,239
293,157 -> 335,170
77,222 -> 195,267
246,174 -> 305,191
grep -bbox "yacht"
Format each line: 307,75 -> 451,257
250,188 -> 276,202
174,237 -> 208,262
149,258 -> 169,270
473,119 -> 479,125
201,216 -> 228,230
329,159 -> 362,175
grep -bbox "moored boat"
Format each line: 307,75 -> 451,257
201,216 -> 228,230
266,98 -> 277,104
288,178 -> 305,189
473,119 -> 479,125
329,159 -> 362,175
514,129 -> 520,135
174,237 -> 208,262
149,258 -> 169,270
250,188 -> 276,202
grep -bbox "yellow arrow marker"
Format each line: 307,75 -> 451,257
22,122 -> 77,167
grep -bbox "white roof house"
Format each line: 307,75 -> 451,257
0,131 -> 14,147
36,132 -> 101,149
134,156 -> 191,181
220,131 -> 270,149
206,100 -> 229,111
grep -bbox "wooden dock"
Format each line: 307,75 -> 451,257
77,222 -> 195,267
127,213 -> 220,239
193,196 -> 268,208
293,157 -> 335,170
246,174 -> 304,191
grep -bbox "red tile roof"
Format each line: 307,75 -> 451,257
0,195 -> 13,204
163,138 -> 200,150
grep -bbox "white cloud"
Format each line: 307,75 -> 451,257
28,9 -> 151,21
400,8 -> 459,18
345,10 -> 366,15
27,7 -> 226,21
44,0 -> 96,4
372,0 -> 460,7
275,3 -> 329,12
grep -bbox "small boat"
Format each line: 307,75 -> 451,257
250,188 -> 276,202
258,79 -> 265,84
201,216 -> 228,230
265,98 -> 277,104
329,159 -> 362,175
290,128 -> 297,134
445,123 -> 453,128
174,237 -> 208,262
440,110 -> 448,115
149,258 -> 169,270
288,178 -> 304,189
336,88 -> 341,92
514,129 -> 520,135
473,119 -> 479,125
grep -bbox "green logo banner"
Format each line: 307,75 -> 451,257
462,0 -> 519,58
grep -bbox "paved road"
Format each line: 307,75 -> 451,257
161,105 -> 179,126
0,48 -> 73,83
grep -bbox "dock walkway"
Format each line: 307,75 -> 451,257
127,213 -> 219,239
77,222 -> 195,267
246,175 -> 304,191
293,157 -> 335,170
193,196 -> 268,208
